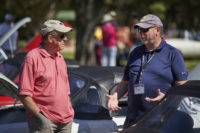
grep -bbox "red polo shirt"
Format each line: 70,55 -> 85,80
18,45 -> 74,123
101,23 -> 117,47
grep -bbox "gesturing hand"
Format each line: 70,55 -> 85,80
145,89 -> 165,103
106,94 -> 121,111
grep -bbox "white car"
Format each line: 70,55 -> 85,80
166,38 -> 200,58
165,30 -> 200,59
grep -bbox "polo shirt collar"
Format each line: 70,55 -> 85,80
144,38 -> 165,53
38,44 -> 62,58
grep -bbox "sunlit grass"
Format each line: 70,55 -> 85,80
60,52 -> 75,59
184,59 -> 200,72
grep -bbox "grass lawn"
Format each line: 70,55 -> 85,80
184,59 -> 200,72
60,52 -> 75,59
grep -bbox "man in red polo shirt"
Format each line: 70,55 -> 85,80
18,20 -> 74,133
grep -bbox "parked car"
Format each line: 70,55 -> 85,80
166,38 -> 200,59
164,29 -> 200,59
0,73 -> 22,107
0,66 -> 127,133
0,52 -> 80,112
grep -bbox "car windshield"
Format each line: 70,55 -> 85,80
68,74 -> 86,97
136,95 -> 200,133
73,85 -> 101,113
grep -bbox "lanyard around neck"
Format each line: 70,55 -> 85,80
138,52 -> 156,83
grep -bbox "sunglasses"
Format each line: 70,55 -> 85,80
138,28 -> 151,33
59,33 -> 67,39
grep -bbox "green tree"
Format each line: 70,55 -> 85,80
73,0 -> 105,65
2,0 -> 200,65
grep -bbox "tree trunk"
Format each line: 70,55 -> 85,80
74,0 -> 104,66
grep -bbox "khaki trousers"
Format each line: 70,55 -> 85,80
28,113 -> 72,133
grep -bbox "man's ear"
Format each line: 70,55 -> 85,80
47,35 -> 53,43
156,27 -> 161,32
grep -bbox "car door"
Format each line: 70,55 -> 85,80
0,73 -> 28,133
0,73 -> 21,108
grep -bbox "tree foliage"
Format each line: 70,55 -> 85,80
1,0 -> 200,65
0,0 -> 73,36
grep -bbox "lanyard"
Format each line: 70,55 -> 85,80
138,52 -> 155,83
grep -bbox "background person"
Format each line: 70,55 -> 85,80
94,26 -> 103,66
101,13 -> 117,66
109,10 -> 119,32
18,20 -> 74,133
128,12 -> 142,52
106,14 -> 188,129
0,13 -> 18,57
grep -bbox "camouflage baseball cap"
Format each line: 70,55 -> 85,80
135,14 -> 163,28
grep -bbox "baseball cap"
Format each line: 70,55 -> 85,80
102,14 -> 113,23
5,13 -> 13,20
135,14 -> 163,29
40,19 -> 72,36
110,11 -> 117,17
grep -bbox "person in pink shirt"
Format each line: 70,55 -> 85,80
18,20 -> 74,133
101,13 -> 117,66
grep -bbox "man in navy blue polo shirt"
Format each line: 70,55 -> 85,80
106,14 -> 188,129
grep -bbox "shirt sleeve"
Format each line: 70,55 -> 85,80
171,49 -> 188,81
18,57 -> 35,97
122,51 -> 135,81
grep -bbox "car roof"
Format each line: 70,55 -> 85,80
69,66 -> 124,92
167,80 -> 200,97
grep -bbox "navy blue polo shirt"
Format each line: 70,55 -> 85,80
123,38 -> 188,120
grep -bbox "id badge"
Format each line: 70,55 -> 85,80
134,84 -> 145,95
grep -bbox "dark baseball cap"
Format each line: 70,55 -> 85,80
135,14 -> 163,29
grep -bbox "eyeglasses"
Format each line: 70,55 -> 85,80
138,28 -> 151,33
59,33 -> 67,39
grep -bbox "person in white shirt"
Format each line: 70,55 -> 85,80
0,13 -> 18,57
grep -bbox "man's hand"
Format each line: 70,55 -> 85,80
106,93 -> 121,111
145,89 -> 165,103
18,95 -> 40,116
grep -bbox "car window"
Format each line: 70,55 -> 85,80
0,87 -> 8,96
0,79 -> 17,99
73,85 -> 101,113
0,63 -> 18,80
135,95 -> 200,133
68,75 -> 86,97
